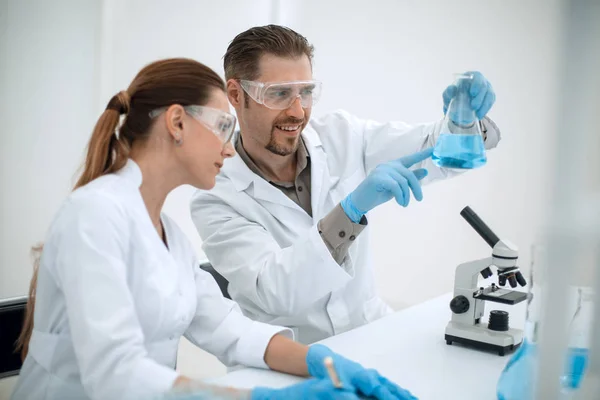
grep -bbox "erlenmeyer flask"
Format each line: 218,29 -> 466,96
432,73 -> 487,169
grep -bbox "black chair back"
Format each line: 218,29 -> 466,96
199,262 -> 230,299
0,296 -> 27,378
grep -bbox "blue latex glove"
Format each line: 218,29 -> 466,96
252,377 -> 360,400
340,149 -> 433,223
443,71 -> 496,120
306,344 -> 418,400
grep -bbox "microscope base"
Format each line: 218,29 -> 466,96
445,333 -> 521,356
445,321 -> 523,356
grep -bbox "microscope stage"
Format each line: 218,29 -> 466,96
473,286 -> 528,305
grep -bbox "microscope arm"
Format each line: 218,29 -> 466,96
454,257 -> 494,293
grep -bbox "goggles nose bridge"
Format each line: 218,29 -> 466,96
291,93 -> 308,108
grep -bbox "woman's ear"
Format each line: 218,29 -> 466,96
227,79 -> 243,107
165,104 -> 186,143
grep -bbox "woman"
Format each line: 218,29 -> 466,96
11,58 -> 416,400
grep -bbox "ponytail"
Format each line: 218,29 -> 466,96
15,244 -> 42,361
74,90 -> 131,189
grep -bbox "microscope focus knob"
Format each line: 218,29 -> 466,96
450,295 -> 470,314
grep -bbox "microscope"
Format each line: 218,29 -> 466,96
445,206 -> 528,356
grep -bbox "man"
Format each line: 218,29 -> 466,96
191,25 -> 500,344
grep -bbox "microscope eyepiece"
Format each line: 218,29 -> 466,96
460,206 -> 500,248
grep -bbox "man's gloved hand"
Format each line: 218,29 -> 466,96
306,344 -> 418,400
340,149 -> 433,223
443,71 -> 496,121
252,377 -> 360,400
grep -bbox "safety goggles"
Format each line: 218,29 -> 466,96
149,105 -> 237,145
240,80 -> 322,110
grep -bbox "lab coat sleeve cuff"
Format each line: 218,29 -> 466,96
481,116 -> 501,149
124,358 -> 179,399
233,322 -> 294,370
309,223 -> 356,277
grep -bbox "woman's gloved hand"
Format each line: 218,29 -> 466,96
251,377 -> 360,400
306,344 -> 418,400
340,149 -> 433,223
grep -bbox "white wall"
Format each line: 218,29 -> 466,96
1,0 -> 564,393
0,0 -> 102,298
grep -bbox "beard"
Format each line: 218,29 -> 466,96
266,135 -> 300,156
265,117 -> 305,156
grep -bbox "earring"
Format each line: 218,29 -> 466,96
174,133 -> 183,146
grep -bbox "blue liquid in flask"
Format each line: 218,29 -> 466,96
432,133 -> 486,169
497,340 -> 589,400
563,347 -> 589,390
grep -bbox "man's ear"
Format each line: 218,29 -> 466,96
227,79 -> 243,107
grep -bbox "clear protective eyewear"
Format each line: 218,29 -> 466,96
240,80 -> 322,110
149,105 -> 237,145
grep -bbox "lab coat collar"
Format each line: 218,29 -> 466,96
222,130 -> 322,193
221,129 -> 325,213
300,124 -> 322,150
115,158 -> 143,188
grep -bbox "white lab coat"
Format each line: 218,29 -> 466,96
11,160 -> 290,400
191,110 -> 500,344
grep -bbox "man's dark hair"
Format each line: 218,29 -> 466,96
224,25 -> 314,81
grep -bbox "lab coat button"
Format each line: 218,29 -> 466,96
338,231 -> 346,238
349,235 -> 356,241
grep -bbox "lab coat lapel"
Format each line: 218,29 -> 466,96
303,130 -> 339,221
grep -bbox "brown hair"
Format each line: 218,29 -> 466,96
223,24 -> 314,81
16,58 -> 225,360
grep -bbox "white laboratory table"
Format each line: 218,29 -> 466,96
211,292 -> 527,399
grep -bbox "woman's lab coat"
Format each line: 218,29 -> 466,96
191,110 -> 500,344
11,160 -> 290,400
